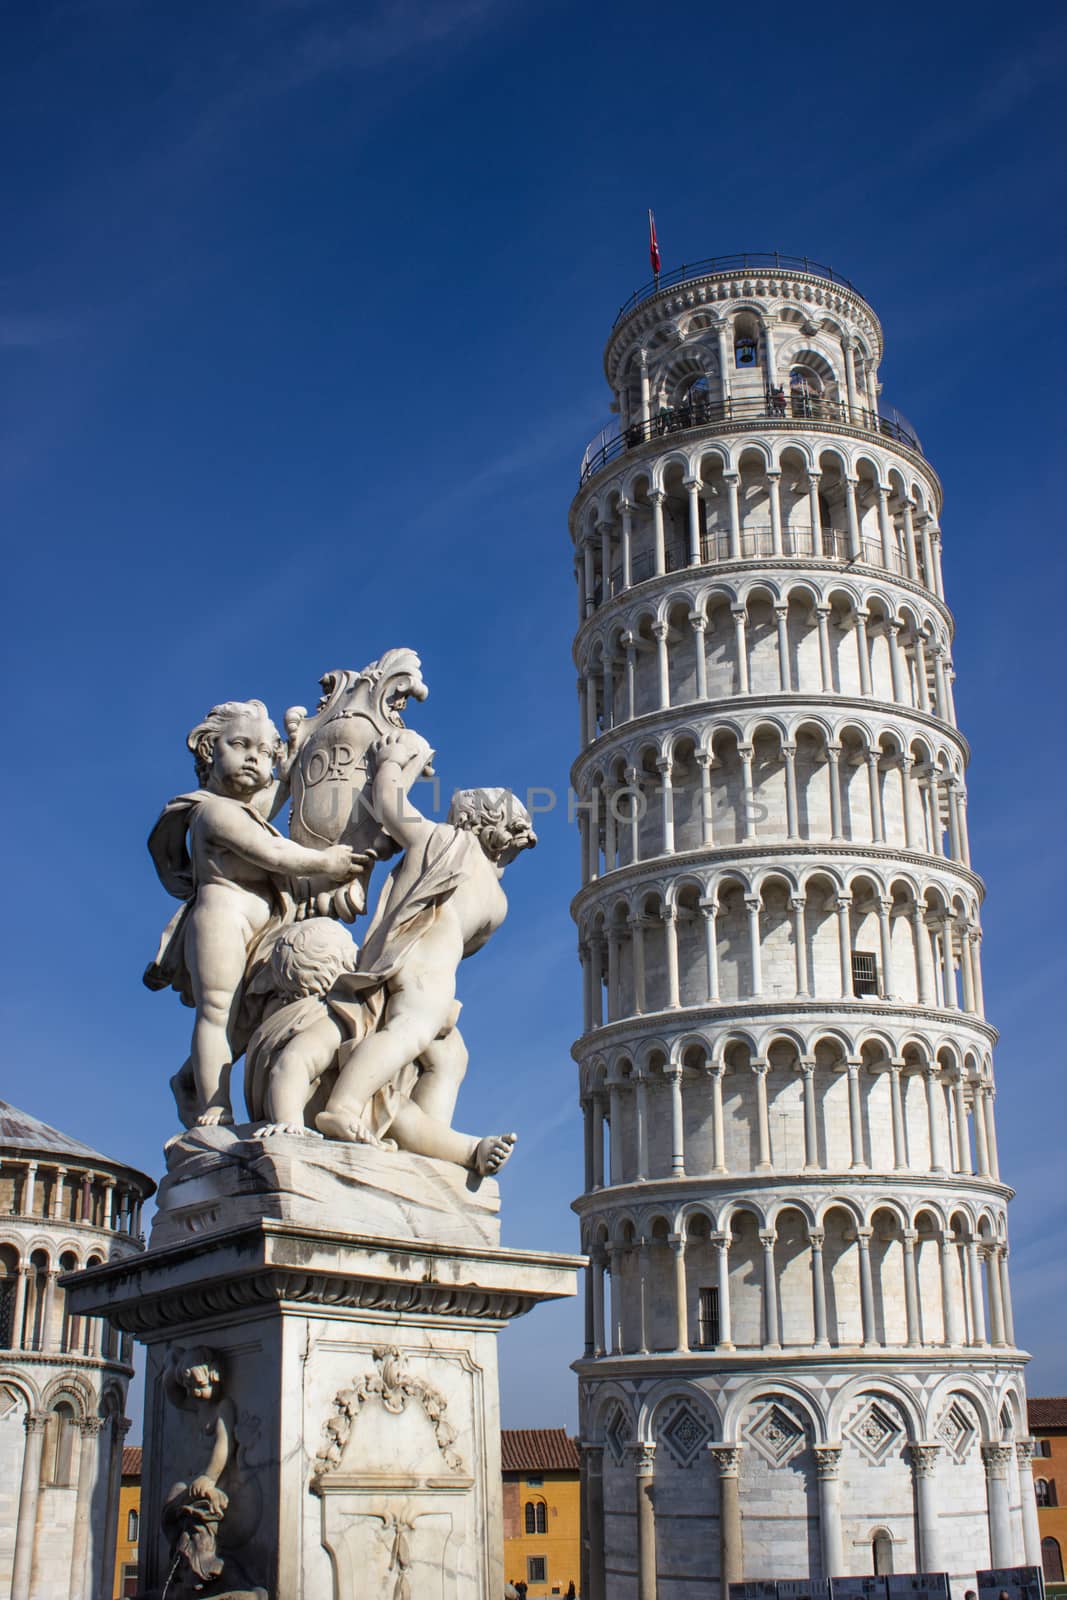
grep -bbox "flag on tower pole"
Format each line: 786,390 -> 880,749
648,209 -> 661,278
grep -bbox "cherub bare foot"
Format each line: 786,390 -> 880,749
472,1133 -> 516,1176
315,1109 -> 386,1147
254,1121 -> 322,1139
195,1105 -> 234,1128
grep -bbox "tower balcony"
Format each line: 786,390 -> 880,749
610,251 -> 861,329
579,391 -> 922,490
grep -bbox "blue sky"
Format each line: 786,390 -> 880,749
1,1 -> 1064,1434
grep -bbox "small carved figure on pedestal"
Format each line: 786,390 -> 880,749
154,1346 -> 267,1600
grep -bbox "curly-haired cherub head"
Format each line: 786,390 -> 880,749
267,918 -> 360,999
448,787 -> 537,865
168,1345 -> 224,1405
187,700 -> 284,796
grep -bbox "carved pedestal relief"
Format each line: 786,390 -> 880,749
312,1348 -> 475,1600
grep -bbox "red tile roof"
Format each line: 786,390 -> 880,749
121,1446 -> 143,1477
501,1428 -> 580,1473
1029,1397 -> 1067,1429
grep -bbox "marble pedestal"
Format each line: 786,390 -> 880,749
66,1129 -> 580,1600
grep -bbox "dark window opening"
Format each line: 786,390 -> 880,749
697,1286 -> 720,1348
528,1555 -> 548,1584
735,338 -> 758,369
851,951 -> 879,997
524,1501 -> 547,1535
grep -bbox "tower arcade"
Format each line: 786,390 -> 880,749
568,253 -> 1041,1595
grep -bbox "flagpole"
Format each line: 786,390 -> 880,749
648,208 -> 661,285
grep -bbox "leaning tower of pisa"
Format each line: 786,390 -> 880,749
569,253 -> 1041,1597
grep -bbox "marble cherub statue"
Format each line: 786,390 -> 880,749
243,917 -> 516,1175
144,699 -> 362,1128
313,726 -> 537,1159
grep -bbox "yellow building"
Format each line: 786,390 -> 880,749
501,1428 -> 581,1597
112,1444 -> 141,1599
1030,1397 -> 1067,1594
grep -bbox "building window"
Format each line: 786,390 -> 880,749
0,1276 -> 15,1349
127,1507 -> 140,1542
528,1555 -> 548,1584
851,951 -> 879,997
1035,1477 -> 1057,1507
1043,1537 -> 1064,1583
697,1286 -> 720,1347
872,1528 -> 894,1574
121,1565 -> 139,1599
525,1500 -> 548,1534
526,1473 -> 544,1486
1036,1438 -> 1053,1457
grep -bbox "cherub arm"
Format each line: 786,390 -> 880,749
371,731 -> 437,852
198,796 -> 358,881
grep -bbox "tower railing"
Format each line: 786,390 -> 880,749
579,393 -> 922,488
612,252 -> 858,326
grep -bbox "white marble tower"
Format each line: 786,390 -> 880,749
568,254 -> 1041,1596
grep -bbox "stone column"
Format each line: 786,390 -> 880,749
767,469 -> 783,555
807,472 -> 822,550
592,1249 -> 606,1355
999,1247 -> 1016,1348
629,1443 -> 658,1600
629,915 -> 647,1014
607,1244 -> 623,1353
11,1265 -> 27,1351
584,1444 -> 606,1600
753,1061 -> 772,1171
685,478 -> 702,565
837,897 -> 854,1000
983,1442 -> 1016,1565
973,1081 -> 991,1176
633,1072 -> 649,1182
582,537 -> 596,618
606,1075 -> 622,1183
844,476 -> 861,559
666,1064 -> 685,1175
868,753 -> 885,841
42,1267 -> 59,1352
909,1442 -> 944,1570
846,1059 -> 866,1169
745,895 -> 763,996
663,907 -> 680,1010
901,755 -> 920,849
913,903 -> 935,1004
953,1073 -> 972,1173
878,901 -> 895,999
732,606 -> 750,694
940,1231 -> 963,1346
814,604 -> 833,691
650,491 -> 666,576
724,473 -> 741,558
775,604 -> 791,689
635,1240 -> 650,1353
876,485 -> 894,569
69,1416 -> 104,1600
814,1445 -> 845,1576
652,621 -> 670,708
590,1093 -> 605,1188
690,612 -> 709,700
11,1411 -> 48,1599
760,1229 -> 780,1347
697,753 -> 716,846
985,1247 -> 1006,1346
855,609 -> 873,695
657,758 -> 675,854
739,746 -> 757,842
926,1063 -> 947,1171
791,897 -> 810,997
709,1445 -> 743,1587
714,1234 -> 734,1348
967,1239 -> 986,1344
857,1227 -> 877,1346
52,1164 -> 67,1219
783,745 -> 799,838
670,1234 -> 689,1352
888,1061 -> 907,1170
887,623 -> 907,703
1015,1440 -> 1044,1565
826,745 -> 844,839
810,1230 -> 829,1348
701,900 -> 721,1002
902,1229 -> 921,1346
901,497 -> 919,580
710,1065 -> 727,1173
939,917 -> 956,1007
800,1058 -> 819,1167
913,631 -> 931,712
619,500 -> 634,589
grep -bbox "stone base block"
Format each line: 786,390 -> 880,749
67,1168 -> 580,1599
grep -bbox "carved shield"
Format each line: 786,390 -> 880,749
287,650 -> 429,864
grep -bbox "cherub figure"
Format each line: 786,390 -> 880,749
164,1346 -> 236,1521
145,699 -> 361,1127
245,918 -> 517,1174
314,728 -> 535,1170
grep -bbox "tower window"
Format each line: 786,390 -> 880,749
697,1286 -> 720,1347
851,951 -> 879,997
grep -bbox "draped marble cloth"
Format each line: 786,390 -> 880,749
143,792 -> 296,1051
244,822 -> 477,1138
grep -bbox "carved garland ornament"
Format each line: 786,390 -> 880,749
313,1347 -> 465,1481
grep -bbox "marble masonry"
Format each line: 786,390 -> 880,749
67,650 -> 579,1599
568,255 -> 1041,1594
